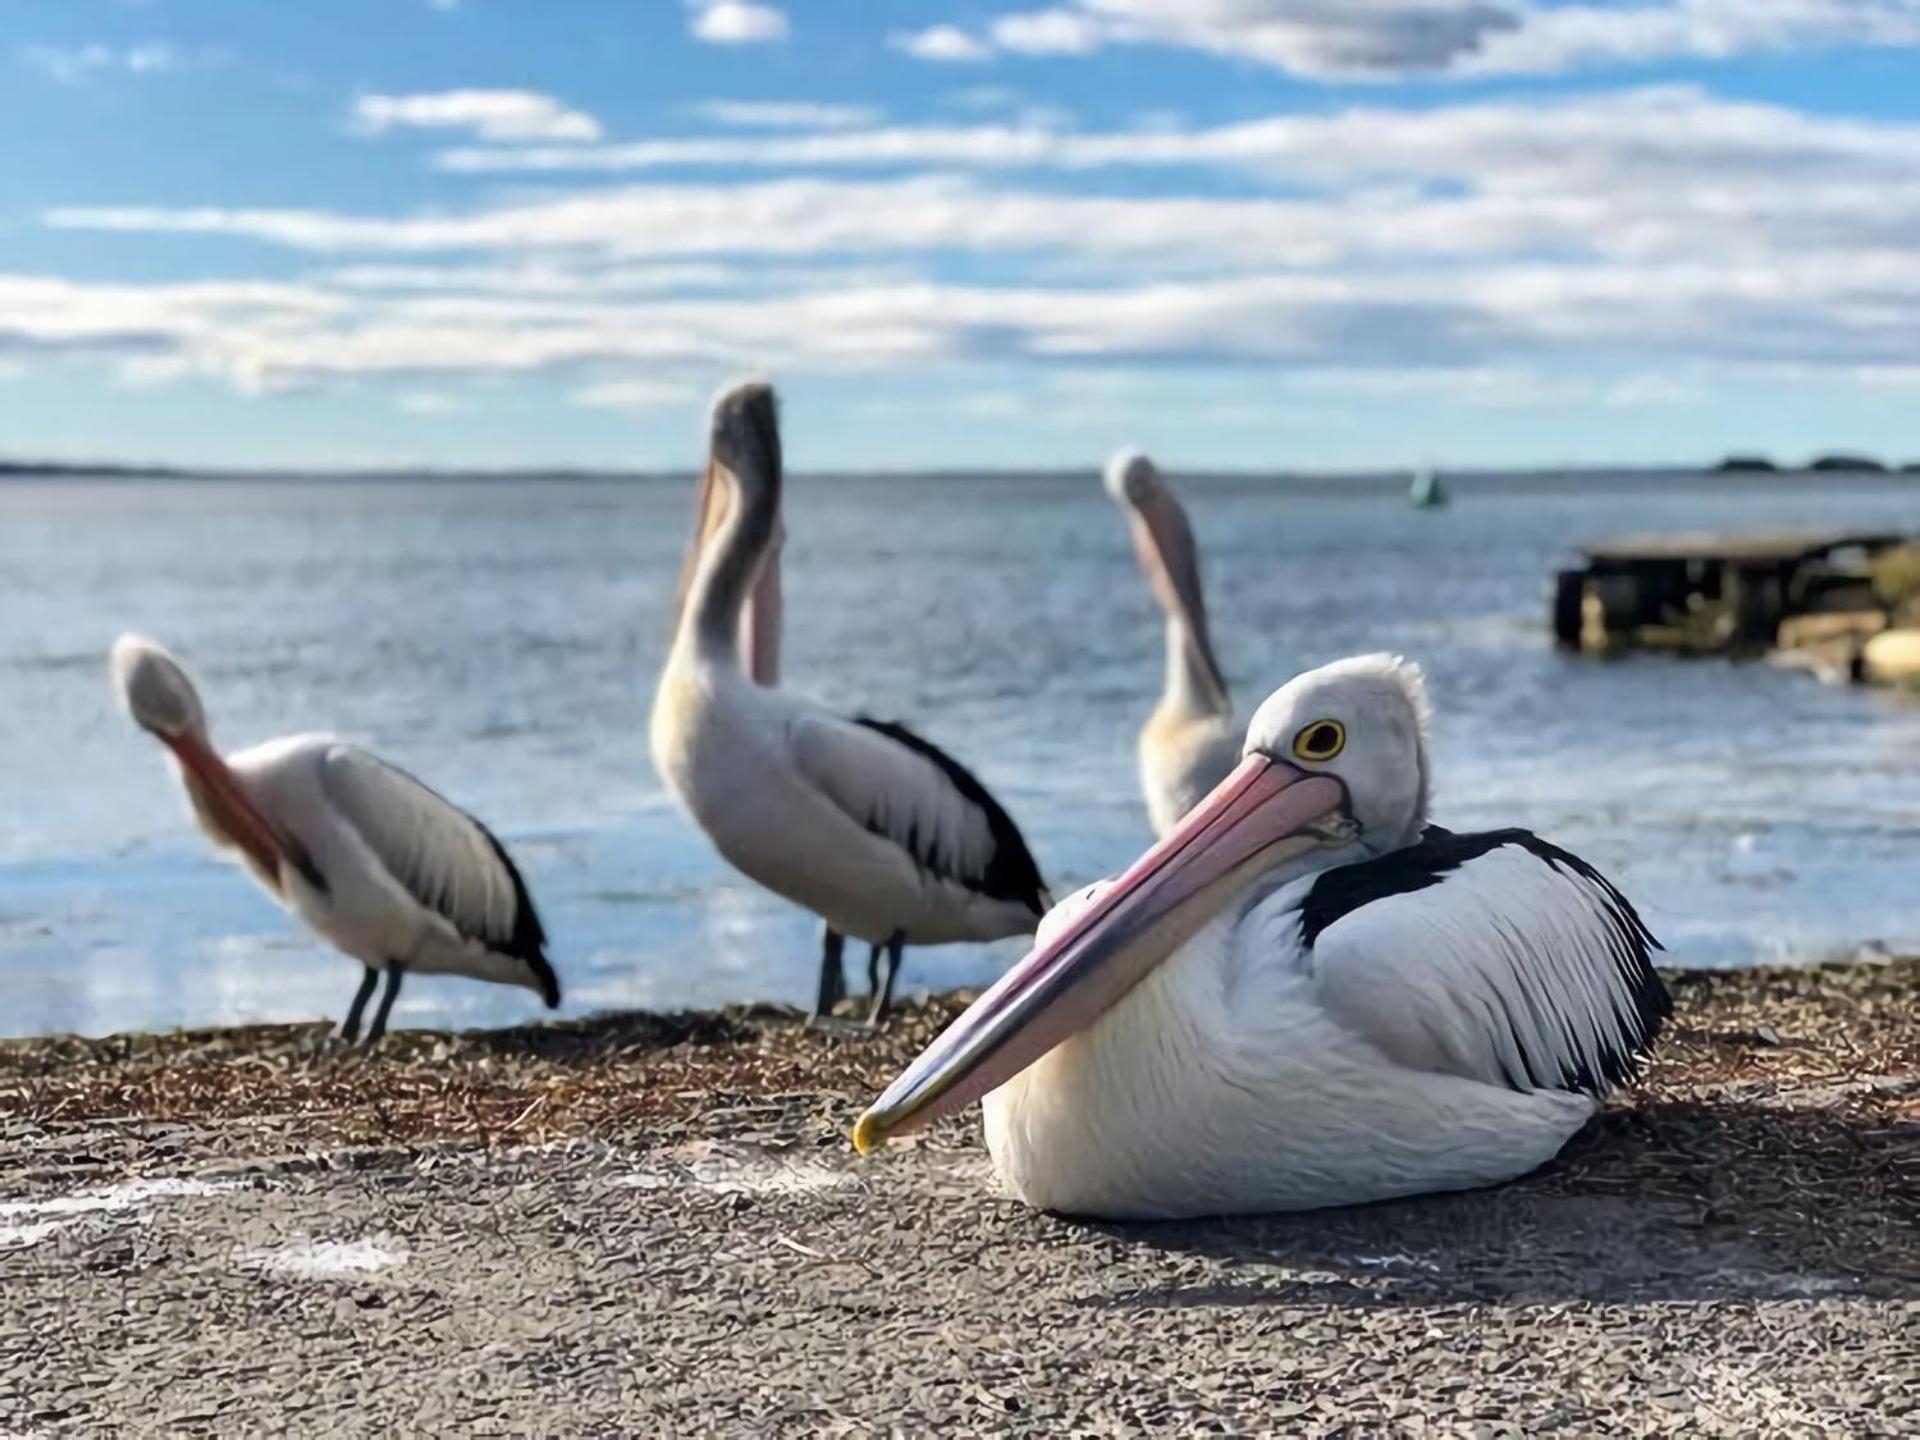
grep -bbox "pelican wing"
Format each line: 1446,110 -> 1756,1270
1300,827 -> 1667,1097
788,713 -> 1047,911
318,746 -> 555,996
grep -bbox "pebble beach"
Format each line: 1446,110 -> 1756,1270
3,959 -> 1915,1434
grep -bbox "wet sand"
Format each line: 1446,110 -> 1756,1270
3,960 -> 1916,1434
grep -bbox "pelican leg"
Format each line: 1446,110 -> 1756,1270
866,931 -> 906,1027
809,927 -> 847,1023
332,966 -> 380,1046
363,961 -> 407,1047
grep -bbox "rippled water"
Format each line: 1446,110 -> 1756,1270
3,471 -> 1916,1038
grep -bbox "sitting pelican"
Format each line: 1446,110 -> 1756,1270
854,655 -> 1669,1217
110,634 -> 558,1045
650,382 -> 1049,1024
1104,451 -> 1237,836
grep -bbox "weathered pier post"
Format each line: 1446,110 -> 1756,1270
1553,530 -> 1904,660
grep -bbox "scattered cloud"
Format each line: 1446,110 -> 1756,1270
1463,0 -> 1920,77
423,87 -> 1920,221
991,9 -> 1109,55
318,261 -> 752,296
8,252 -> 1918,402
12,41 -> 1920,427
397,390 -> 467,414
572,378 -> 701,409
354,90 -> 601,143
18,42 -> 188,83
891,24 -> 995,61
895,0 -> 1920,79
688,100 -> 883,129
689,1 -> 789,45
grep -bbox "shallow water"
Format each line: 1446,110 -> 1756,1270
2,470 -> 1916,1038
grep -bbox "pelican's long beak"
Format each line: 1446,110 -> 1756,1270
164,733 -> 325,894
1130,489 -> 1228,705
671,459 -> 733,633
852,754 -> 1347,1153
741,519 -> 783,687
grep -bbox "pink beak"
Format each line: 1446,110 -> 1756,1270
166,733 -> 325,894
853,754 -> 1347,1153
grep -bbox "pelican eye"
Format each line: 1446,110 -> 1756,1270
1292,719 -> 1346,763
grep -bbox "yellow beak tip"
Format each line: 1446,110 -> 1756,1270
851,1111 -> 885,1156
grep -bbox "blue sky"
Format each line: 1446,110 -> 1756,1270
2,0 -> 1918,470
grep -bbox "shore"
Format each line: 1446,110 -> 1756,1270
3,960 -> 1916,1434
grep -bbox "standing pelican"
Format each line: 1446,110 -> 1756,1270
855,654 -> 1669,1218
650,382 -> 1049,1024
111,635 -> 558,1045
1104,451 -> 1238,837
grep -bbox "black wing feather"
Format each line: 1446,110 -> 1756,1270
853,717 -> 1048,915
1302,825 -> 1669,1096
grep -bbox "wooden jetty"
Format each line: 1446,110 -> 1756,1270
1553,529 -> 1907,656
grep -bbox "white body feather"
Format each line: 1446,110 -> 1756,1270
983,841 -> 1655,1218
651,652 -> 1040,947
190,734 -> 548,992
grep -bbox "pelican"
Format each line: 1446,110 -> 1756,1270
110,634 -> 558,1045
1104,451 -> 1238,836
650,382 -> 1049,1024
854,654 -> 1670,1218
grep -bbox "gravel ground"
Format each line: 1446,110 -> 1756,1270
2,961 -> 1916,1435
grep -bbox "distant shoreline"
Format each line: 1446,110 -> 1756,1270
4,460 -> 1917,486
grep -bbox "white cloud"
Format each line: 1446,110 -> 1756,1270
1464,0 -> 1920,76
891,24 -> 995,61
689,2 -> 789,44
15,81 -> 1920,404
991,9 -> 1109,55
318,261 -> 751,296
688,100 -> 881,129
397,390 -> 467,414
18,43 -> 187,83
10,251 -> 1919,401
426,87 -> 1920,220
901,0 -> 1920,79
354,90 -> 601,143
572,378 -> 701,409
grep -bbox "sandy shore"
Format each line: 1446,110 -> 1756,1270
3,960 -> 1916,1434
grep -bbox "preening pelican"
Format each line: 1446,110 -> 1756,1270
855,655 -> 1669,1218
650,382 -> 1049,1024
1104,451 -> 1238,837
111,635 -> 558,1045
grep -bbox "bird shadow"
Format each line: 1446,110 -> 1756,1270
1059,1098 -> 1920,1309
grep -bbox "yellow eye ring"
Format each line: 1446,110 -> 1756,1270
1292,719 -> 1346,763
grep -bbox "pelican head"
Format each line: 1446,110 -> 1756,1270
1242,653 -> 1430,857
709,379 -> 781,506
1103,448 -> 1226,714
111,633 -> 208,741
1102,448 -> 1159,508
855,655 -> 1435,1155
109,631 -> 319,889
671,380 -> 785,682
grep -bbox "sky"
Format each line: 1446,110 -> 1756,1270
1,1 -> 1918,472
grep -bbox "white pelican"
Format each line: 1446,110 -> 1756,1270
854,654 -> 1669,1218
111,634 -> 558,1045
650,382 -> 1049,1024
1104,451 -> 1238,837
